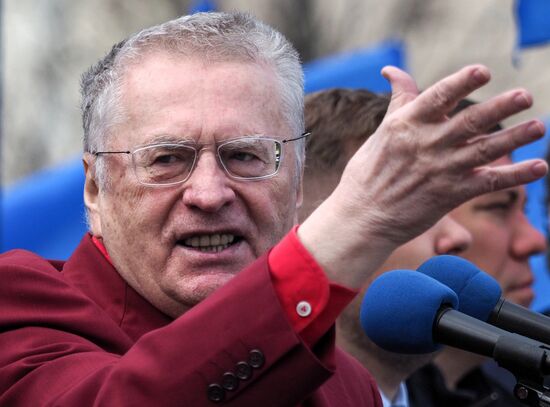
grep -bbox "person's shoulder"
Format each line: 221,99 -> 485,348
0,248 -> 63,272
0,249 -> 70,302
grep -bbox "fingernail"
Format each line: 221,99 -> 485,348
527,121 -> 544,139
514,93 -> 531,108
531,161 -> 547,177
472,68 -> 488,84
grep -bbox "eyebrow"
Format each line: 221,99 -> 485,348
141,134 -> 270,147
142,135 -> 195,145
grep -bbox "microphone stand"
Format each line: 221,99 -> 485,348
492,334 -> 550,406
436,308 -> 550,406
513,380 -> 550,407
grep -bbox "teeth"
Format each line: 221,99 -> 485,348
197,244 -> 229,253
220,235 -> 235,245
200,235 -> 210,246
184,234 -> 236,250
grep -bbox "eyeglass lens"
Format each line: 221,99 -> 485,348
132,138 -> 282,185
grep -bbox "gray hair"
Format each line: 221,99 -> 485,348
81,11 -> 305,186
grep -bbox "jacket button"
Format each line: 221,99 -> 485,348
296,300 -> 312,317
222,372 -> 239,391
235,361 -> 252,380
248,349 -> 265,369
207,383 -> 225,403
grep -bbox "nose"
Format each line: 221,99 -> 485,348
181,150 -> 236,212
435,215 -> 472,255
511,212 -> 546,259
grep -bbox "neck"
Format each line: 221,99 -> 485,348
434,347 -> 486,390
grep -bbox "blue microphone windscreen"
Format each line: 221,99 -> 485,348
360,269 -> 458,354
418,255 -> 501,322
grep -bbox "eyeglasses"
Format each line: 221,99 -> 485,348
91,133 -> 310,186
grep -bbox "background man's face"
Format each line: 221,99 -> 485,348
450,158 -> 546,307
88,53 -> 302,317
371,216 -> 471,281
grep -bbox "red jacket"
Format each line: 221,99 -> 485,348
0,234 -> 381,406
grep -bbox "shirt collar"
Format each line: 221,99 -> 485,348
380,381 -> 409,407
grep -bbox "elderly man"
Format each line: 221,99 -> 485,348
405,157 -> 546,407
0,11 -> 546,407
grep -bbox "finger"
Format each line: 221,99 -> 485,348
382,66 -> 420,115
470,159 -> 547,197
444,89 -> 533,143
452,120 -> 545,169
411,65 -> 491,122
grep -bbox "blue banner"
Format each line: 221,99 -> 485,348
516,0 -> 550,48
512,118 -> 550,312
1,157 -> 87,259
304,40 -> 406,94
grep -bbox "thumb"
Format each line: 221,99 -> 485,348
382,66 -> 419,115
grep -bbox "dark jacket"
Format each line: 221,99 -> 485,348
407,363 -> 525,407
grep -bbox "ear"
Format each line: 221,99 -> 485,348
83,153 -> 103,237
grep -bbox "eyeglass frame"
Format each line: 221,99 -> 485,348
90,132 -> 311,187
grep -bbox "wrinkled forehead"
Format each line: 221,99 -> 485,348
113,52 -> 288,147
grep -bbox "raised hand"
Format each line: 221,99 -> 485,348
299,65 -> 547,288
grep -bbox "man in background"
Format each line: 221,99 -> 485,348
407,103 -> 546,407
301,88 -> 474,406
301,89 -> 545,406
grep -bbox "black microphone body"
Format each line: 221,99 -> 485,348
491,299 -> 550,347
436,307 -> 550,380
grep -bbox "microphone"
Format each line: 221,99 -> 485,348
360,269 -> 550,379
360,269 -> 458,353
418,255 -> 550,346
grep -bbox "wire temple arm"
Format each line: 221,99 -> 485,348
282,132 -> 311,143
92,150 -> 131,156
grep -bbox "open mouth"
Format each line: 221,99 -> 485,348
178,233 -> 242,253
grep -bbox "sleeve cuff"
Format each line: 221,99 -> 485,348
268,226 -> 358,346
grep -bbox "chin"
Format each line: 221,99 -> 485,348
173,272 -> 238,306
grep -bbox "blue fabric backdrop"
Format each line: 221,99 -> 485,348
1,157 -> 87,259
516,0 -> 550,48
304,40 -> 405,94
512,120 -> 550,312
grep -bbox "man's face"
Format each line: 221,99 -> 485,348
85,53 -> 302,317
450,158 -> 546,307
372,216 -> 471,280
